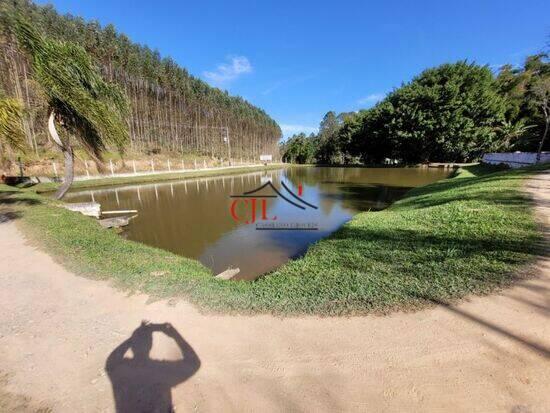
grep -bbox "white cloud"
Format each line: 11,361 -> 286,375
280,124 -> 318,138
203,56 -> 253,86
357,93 -> 385,105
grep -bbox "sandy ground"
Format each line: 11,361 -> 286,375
0,173 -> 549,413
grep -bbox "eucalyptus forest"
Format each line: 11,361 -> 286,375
0,0 -> 281,165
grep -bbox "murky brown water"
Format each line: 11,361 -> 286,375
66,167 -> 449,279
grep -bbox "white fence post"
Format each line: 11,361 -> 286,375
52,161 -> 58,177
181,160 -> 185,170
203,159 -> 207,169
194,159 -> 197,169
132,160 -> 137,174
151,159 -> 155,172
167,159 -> 171,172
109,159 -> 115,176
84,160 -> 90,178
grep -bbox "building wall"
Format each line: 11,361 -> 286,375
482,152 -> 550,168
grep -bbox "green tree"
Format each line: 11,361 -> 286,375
351,62 -> 507,163
495,54 -> 550,151
12,14 -> 128,198
281,133 -> 315,164
346,104 -> 397,164
315,111 -> 341,163
531,78 -> 550,162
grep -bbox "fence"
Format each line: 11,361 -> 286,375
6,156 -> 278,181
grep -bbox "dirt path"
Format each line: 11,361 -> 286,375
0,174 -> 549,413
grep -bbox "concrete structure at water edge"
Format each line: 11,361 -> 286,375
482,152 -> 550,168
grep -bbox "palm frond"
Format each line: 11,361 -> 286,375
0,95 -> 26,152
10,13 -> 128,159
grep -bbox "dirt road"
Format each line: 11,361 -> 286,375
0,174 -> 549,412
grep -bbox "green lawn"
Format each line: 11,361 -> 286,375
0,164 -> 545,315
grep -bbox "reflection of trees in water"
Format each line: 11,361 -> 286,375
285,166 -> 451,189
76,173 -> 281,258
324,184 -> 410,212
284,166 -> 346,186
285,167 -> 411,213
123,178 -> 243,257
67,168 -> 448,278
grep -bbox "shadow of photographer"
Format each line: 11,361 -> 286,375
105,321 -> 200,413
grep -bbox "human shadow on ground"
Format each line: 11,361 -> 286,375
0,193 -> 42,223
0,194 -> 41,206
105,321 -> 201,413
0,211 -> 23,223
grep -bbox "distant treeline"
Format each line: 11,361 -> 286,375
282,57 -> 550,164
0,0 -> 281,160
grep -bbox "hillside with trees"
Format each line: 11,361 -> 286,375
282,56 -> 550,165
0,0 -> 281,167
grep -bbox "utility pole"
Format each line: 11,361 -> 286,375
223,126 -> 232,166
17,157 -> 24,177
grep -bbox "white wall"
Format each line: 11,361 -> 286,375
482,152 -> 550,168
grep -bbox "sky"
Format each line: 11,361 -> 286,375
35,0 -> 550,138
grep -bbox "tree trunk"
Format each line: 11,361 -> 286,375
48,110 -> 74,199
55,145 -> 74,199
536,117 -> 549,163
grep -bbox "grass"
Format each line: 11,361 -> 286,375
29,163 -> 285,193
0,163 -> 546,316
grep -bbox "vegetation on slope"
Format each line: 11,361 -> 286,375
0,0 -> 281,166
10,12 -> 130,199
0,164 -> 545,315
282,56 -> 550,165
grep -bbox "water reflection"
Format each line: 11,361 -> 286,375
66,167 -> 449,279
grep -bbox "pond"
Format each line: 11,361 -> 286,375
65,167 -> 450,280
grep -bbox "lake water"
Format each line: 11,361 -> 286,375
65,167 -> 449,280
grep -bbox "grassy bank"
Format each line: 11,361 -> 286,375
30,164 -> 286,193
0,164 -> 546,315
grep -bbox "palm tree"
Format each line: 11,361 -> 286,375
11,14 -> 128,199
496,118 -> 534,150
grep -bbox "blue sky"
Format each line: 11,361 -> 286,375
36,0 -> 550,138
